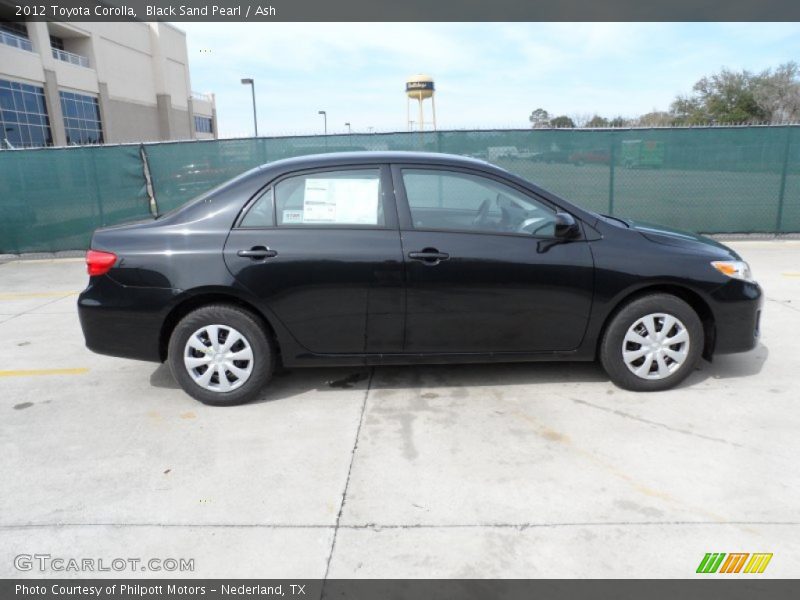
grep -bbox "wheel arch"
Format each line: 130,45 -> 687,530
159,290 -> 279,363
596,284 -> 716,361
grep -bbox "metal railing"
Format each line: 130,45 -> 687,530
0,30 -> 33,52
51,47 -> 90,68
191,91 -> 213,103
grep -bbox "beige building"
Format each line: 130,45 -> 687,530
0,17 -> 217,148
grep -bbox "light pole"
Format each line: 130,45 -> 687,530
345,122 -> 351,134
318,110 -> 327,135
240,78 -> 258,137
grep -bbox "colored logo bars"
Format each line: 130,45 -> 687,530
697,553 -> 773,574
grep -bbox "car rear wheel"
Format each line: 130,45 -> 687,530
168,304 -> 274,406
600,293 -> 703,391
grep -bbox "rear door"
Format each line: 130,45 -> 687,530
393,165 -> 594,354
223,165 -> 404,355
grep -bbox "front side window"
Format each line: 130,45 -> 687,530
401,169 -> 557,236
275,169 -> 384,227
59,90 -> 103,145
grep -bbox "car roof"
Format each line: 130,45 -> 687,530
260,151 -> 497,172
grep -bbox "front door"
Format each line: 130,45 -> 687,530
394,166 -> 594,354
224,165 -> 404,355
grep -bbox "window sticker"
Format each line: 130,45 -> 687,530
282,209 -> 303,224
303,177 -> 379,224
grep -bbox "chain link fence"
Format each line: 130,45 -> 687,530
0,144 -> 150,254
1,126 -> 798,253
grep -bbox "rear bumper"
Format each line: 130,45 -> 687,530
710,279 -> 763,354
77,276 -> 178,362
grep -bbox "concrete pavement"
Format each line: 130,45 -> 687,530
1,242 -> 798,578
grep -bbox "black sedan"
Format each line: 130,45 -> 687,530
78,152 -> 762,405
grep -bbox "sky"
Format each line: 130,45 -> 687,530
177,22 -> 800,138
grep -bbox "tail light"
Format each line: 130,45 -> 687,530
86,249 -> 117,276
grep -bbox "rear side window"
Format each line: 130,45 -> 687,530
275,169 -> 384,227
240,188 -> 275,227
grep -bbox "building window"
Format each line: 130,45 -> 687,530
0,21 -> 33,52
194,115 -> 213,134
0,79 -> 52,149
50,35 -> 65,50
0,21 -> 28,38
59,90 -> 103,145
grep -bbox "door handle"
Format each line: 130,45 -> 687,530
408,248 -> 449,264
237,246 -> 278,260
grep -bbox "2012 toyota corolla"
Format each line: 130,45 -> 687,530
78,152 -> 762,405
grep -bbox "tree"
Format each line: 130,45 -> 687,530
586,115 -> 609,128
670,68 -> 768,124
636,111 -> 673,127
523,62 -> 799,126
549,115 -> 575,128
569,113 -> 592,128
529,108 -> 550,128
754,62 -> 800,123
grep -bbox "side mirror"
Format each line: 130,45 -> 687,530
554,212 -> 580,239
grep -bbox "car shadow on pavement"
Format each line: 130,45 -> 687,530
151,360 -> 606,405
148,343 -> 768,404
682,342 -> 769,387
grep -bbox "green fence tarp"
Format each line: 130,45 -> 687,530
0,144 -> 150,253
1,126 -> 799,253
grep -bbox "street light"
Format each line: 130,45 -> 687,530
345,122 -> 351,134
318,110 -> 327,135
241,78 -> 258,137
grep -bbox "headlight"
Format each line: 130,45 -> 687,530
711,260 -> 753,282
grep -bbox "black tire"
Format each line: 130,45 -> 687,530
599,293 -> 703,392
167,304 -> 275,406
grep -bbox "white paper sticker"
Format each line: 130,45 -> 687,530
282,209 -> 304,224
303,179 -> 337,223
302,177 -> 380,224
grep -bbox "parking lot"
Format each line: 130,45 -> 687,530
1,240 -> 799,578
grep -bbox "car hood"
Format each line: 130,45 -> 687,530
628,220 -> 740,260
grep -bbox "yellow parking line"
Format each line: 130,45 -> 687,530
782,272 -> 800,278
0,291 -> 79,299
0,368 -> 89,377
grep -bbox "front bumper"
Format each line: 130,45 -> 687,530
709,278 -> 763,354
78,276 -> 178,362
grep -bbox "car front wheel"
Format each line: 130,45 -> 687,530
168,304 -> 274,406
600,293 -> 704,391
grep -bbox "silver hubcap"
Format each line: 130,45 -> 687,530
183,324 -> 254,392
622,313 -> 690,380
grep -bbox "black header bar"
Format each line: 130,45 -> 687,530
4,0 -> 800,22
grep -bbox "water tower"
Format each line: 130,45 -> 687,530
406,74 -> 436,132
